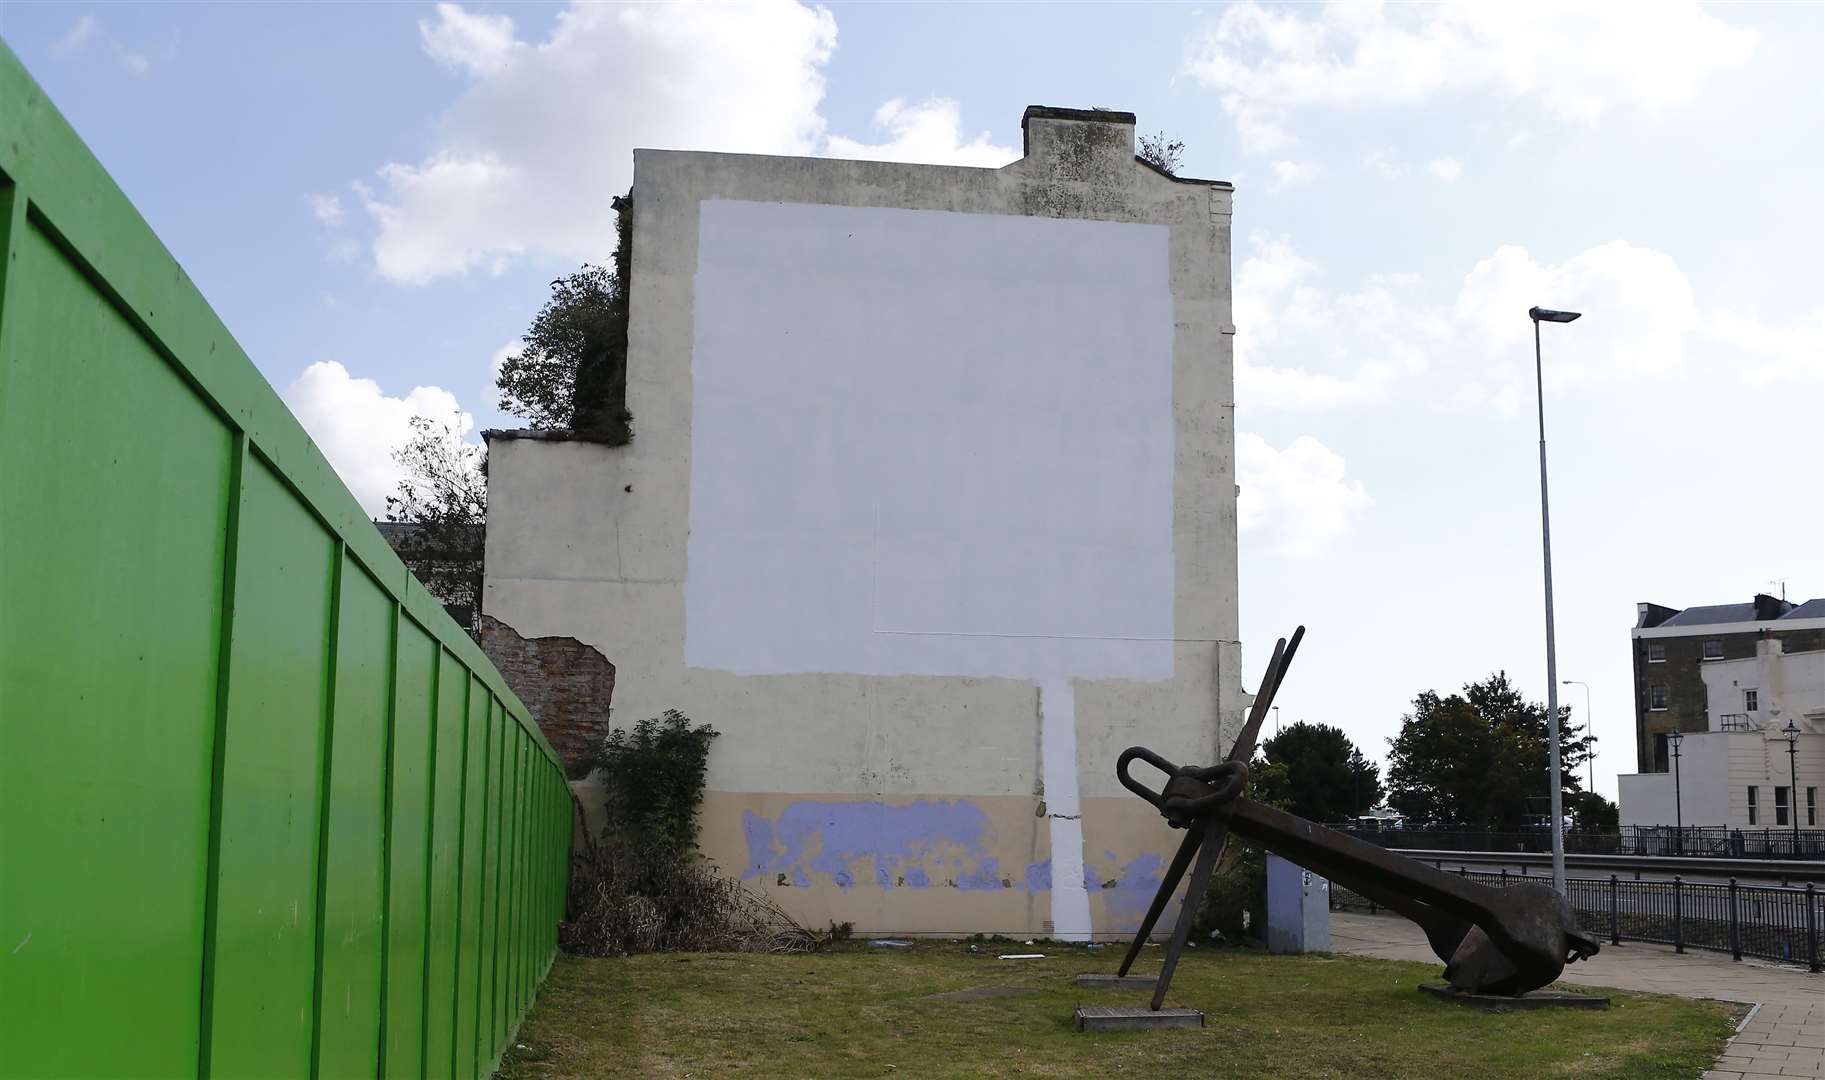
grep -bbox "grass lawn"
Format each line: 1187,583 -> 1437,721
498,942 -> 1740,1079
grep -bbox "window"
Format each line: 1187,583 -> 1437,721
1809,787 -> 1818,827
1647,643 -> 1666,663
1703,640 -> 1724,660
1649,685 -> 1668,710
1775,786 -> 1790,826
1744,689 -> 1759,712
1747,786 -> 1758,825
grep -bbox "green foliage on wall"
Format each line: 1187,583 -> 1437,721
587,708 -> 718,858
496,192 -> 635,443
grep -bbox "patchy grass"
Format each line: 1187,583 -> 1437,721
497,943 -> 1737,1079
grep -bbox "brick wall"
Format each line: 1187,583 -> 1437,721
478,614 -> 615,777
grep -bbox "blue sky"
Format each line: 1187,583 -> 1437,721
4,1 -> 1820,799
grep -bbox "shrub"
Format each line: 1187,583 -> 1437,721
562,709 -> 817,955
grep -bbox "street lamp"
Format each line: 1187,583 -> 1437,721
1783,718 -> 1801,856
1563,679 -> 1596,793
1669,728 -> 1684,855
1530,305 -> 1580,893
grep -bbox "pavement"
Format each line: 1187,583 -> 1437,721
1330,911 -> 1824,1079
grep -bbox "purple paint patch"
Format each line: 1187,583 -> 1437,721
1024,859 -> 1052,893
956,857 -> 1003,891
741,799 -> 996,891
1097,852 -> 1167,932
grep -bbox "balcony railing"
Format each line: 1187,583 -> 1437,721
1718,712 -> 1757,732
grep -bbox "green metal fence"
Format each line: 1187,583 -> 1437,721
0,43 -> 570,1079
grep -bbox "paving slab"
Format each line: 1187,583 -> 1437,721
1333,912 -> 1823,1078
1073,1005 -> 1204,1032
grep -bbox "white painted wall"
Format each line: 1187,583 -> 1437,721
1702,640 -> 1825,733
686,200 -> 1175,684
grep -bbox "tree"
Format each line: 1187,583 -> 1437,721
495,192 -> 634,443
1566,790 -> 1619,834
1384,672 -> 1593,829
1137,131 -> 1185,176
383,415 -> 486,621
1260,722 -> 1384,823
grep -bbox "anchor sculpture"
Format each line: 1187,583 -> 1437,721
1111,627 -> 1600,1010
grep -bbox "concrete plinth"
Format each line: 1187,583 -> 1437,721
1419,983 -> 1610,1010
1074,1005 -> 1205,1032
1074,973 -> 1159,989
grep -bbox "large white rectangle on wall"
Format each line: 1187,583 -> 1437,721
686,199 -> 1176,685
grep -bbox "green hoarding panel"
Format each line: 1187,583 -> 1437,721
315,559 -> 393,1078
424,652 -> 468,1073
454,679 -> 490,1077
0,198 -> 229,1080
383,623 -> 436,1080
0,44 -> 567,1077
204,456 -> 335,1078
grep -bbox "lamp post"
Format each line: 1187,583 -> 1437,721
1530,305 -> 1580,893
1563,679 -> 1596,793
1669,728 -> 1684,856
1784,718 -> 1801,856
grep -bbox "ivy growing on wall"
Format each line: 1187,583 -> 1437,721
586,708 -> 718,858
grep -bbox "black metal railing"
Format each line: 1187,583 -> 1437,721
1330,866 -> 1823,972
1340,824 -> 1825,859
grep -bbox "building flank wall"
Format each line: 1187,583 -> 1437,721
485,108 -> 1243,939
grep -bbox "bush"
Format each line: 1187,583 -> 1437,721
561,708 -> 818,955
587,708 -> 716,858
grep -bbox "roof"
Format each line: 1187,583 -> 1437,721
1661,603 -> 1762,627
1782,599 -> 1825,620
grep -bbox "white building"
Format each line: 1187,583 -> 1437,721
483,107 -> 1245,938
1620,625 -> 1825,835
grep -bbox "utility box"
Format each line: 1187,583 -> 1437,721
1266,854 -> 1330,954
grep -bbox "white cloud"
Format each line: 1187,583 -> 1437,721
1186,1 -> 1757,153
420,2 -> 517,76
1236,432 -> 1371,554
1269,159 -> 1319,189
1427,156 -> 1462,182
306,192 -> 344,226
1234,234 -> 1447,411
360,0 -> 837,285
1236,234 -> 1819,414
283,361 -> 474,515
824,98 -> 1018,168
1363,146 -> 1405,179
52,15 -> 99,56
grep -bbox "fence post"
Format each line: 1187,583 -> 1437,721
1808,882 -> 1820,974
1673,876 -> 1684,954
1728,878 -> 1741,961
1609,874 -> 1620,945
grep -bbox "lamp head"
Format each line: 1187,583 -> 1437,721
1530,306 -> 1582,323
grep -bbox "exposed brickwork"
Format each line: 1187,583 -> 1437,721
478,614 -> 614,778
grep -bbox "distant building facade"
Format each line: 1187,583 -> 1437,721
1619,595 -> 1825,832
